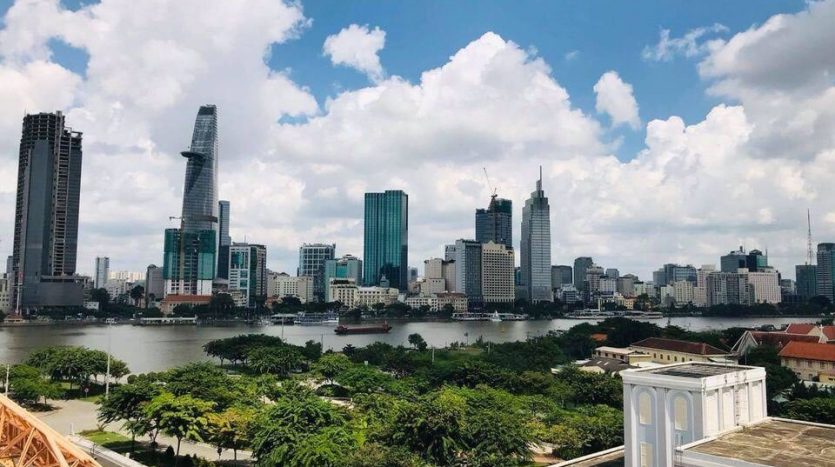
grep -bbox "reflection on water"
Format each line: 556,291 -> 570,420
0,316 -> 819,374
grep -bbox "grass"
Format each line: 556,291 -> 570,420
80,429 -> 132,448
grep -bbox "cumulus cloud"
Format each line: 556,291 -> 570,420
593,71 -> 640,129
642,23 -> 728,62
323,24 -> 386,81
0,0 -> 834,281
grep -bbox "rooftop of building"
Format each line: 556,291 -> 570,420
594,346 -> 643,355
580,357 -> 634,373
778,340 -> 835,363
643,363 -> 742,378
630,337 -> 731,355
743,330 -> 822,347
680,418 -> 835,466
160,294 -> 212,303
785,323 -> 835,340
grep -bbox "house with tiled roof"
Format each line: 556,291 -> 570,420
731,330 -> 822,356
630,337 -> 735,364
778,340 -> 835,383
784,323 -> 835,343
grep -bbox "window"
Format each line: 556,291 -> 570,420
674,356 -> 678,362
639,392 -> 652,425
674,397 -> 688,431
640,442 -> 653,467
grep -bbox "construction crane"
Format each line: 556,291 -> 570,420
482,167 -> 497,204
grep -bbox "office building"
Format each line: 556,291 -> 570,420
551,265 -> 573,289
617,274 -> 637,297
323,254 -> 362,301
11,111 -> 84,309
795,264 -> 817,300
109,271 -> 145,282
164,105 -> 220,296
145,264 -> 164,304
363,190 -> 408,291
481,242 -> 515,303
745,269 -> 782,304
217,200 -> 231,279
475,197 -> 512,249
520,169 -> 552,302
706,272 -> 751,306
228,243 -> 266,308
94,257 -> 110,289
424,257 -> 455,293
268,272 -> 314,304
721,246 -> 768,273
444,244 -> 456,262
653,263 -> 697,287
605,268 -> 620,279
409,267 -> 419,283
454,239 -> 482,306
5,256 -> 11,275
817,243 -> 835,301
584,265 -> 604,298
298,243 -> 335,301
573,257 -> 593,291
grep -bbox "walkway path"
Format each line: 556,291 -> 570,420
35,399 -> 252,463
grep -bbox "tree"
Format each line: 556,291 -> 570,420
98,379 -> 161,450
251,394 -> 349,465
130,285 -> 145,307
91,288 -> 111,309
209,293 -> 236,318
314,353 -> 352,384
248,346 -> 303,376
7,364 -> 62,406
145,393 -> 215,458
206,406 -> 255,460
784,397 -> 835,425
407,333 -> 428,351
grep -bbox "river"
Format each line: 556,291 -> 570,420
0,316 -> 822,373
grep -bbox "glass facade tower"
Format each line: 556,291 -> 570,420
475,198 -> 512,249
217,200 -> 231,279
163,105 -> 219,295
520,169 -> 552,302
363,190 -> 409,291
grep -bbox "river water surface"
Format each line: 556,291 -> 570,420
0,316 -> 820,373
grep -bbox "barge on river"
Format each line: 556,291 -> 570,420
334,323 -> 393,335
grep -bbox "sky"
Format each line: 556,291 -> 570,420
0,0 -> 833,281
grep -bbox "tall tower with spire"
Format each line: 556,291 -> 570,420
163,105 -> 220,296
520,166 -> 552,302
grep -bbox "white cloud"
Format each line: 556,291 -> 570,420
593,71 -> 640,129
643,23 -> 728,62
0,1 -> 834,282
323,24 -> 386,82
564,50 -> 579,61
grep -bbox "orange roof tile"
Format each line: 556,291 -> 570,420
632,337 -> 730,355
778,341 -> 835,363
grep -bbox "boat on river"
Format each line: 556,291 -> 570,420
296,312 -> 339,326
334,323 -> 393,335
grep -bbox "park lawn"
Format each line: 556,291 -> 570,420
80,429 -> 132,449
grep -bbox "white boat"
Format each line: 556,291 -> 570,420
489,311 -> 502,322
295,312 -> 339,326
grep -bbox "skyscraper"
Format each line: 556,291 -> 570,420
520,169 -> 552,302
363,190 -> 408,291
163,105 -> 220,296
816,243 -> 835,301
454,239 -> 482,305
796,265 -> 817,301
228,243 -> 267,308
217,200 -> 231,279
573,257 -> 593,291
551,265 -> 573,289
94,257 -> 110,289
298,243 -> 336,301
323,254 -> 362,301
475,198 -> 512,249
12,112 -> 84,308
481,241 -> 515,303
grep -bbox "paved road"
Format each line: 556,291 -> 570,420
36,399 -> 252,463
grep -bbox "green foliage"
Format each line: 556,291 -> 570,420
98,379 -> 161,443
314,353 -> 352,383
206,406 -> 255,459
783,397 -> 835,425
554,366 -> 623,408
7,364 -> 62,405
145,393 -> 215,456
599,317 -> 661,347
247,346 -> 304,376
407,333 -> 428,351
26,346 -> 129,388
484,332 -> 568,372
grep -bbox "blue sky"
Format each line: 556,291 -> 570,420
3,0 -> 806,160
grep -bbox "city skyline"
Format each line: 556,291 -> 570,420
1,1 -> 834,281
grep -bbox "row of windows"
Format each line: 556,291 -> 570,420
652,352 -> 697,363
638,392 -> 688,430
782,358 -> 835,369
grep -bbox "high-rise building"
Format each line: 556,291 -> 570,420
816,243 -> 835,301
323,254 -> 362,301
363,190 -> 408,291
720,246 -> 767,273
706,272 -> 751,306
11,111 -> 84,308
5,256 -> 12,275
475,198 -> 512,249
94,257 -> 110,289
744,269 -> 781,304
163,105 -> 220,296
584,265 -> 604,300
217,200 -> 231,279
520,169 -> 552,303
268,272 -> 314,304
298,243 -> 336,301
605,268 -> 620,279
454,239 -> 482,306
573,257 -> 593,291
653,264 -> 697,287
795,264 -> 818,301
551,265 -> 573,289
228,243 -> 267,308
145,264 -> 164,304
481,242 -> 515,303
423,258 -> 457,293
